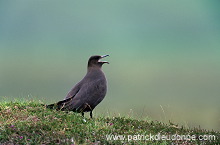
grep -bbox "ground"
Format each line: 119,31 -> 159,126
0,101 -> 219,144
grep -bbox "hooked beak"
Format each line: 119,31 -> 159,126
99,55 -> 110,64
101,55 -> 109,58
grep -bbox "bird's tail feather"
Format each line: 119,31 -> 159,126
46,97 -> 73,110
46,103 -> 56,109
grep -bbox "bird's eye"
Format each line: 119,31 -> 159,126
96,57 -> 101,60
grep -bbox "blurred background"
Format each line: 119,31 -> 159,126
0,0 -> 219,131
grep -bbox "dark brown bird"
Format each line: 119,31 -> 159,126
47,55 -> 109,118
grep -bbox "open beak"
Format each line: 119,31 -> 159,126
99,55 -> 109,64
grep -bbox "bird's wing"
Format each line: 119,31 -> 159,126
47,85 -> 83,111
46,81 -> 85,111
46,82 -> 81,110
65,81 -> 82,99
63,78 -> 107,111
47,78 -> 106,112
49,80 -> 95,111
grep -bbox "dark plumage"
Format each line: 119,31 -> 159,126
47,55 -> 109,118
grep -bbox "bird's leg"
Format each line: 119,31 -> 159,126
81,112 -> 84,117
90,111 -> 93,118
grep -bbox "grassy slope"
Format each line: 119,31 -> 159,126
0,101 -> 219,145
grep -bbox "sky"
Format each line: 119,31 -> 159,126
0,0 -> 220,130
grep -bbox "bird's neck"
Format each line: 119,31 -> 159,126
87,66 -> 102,73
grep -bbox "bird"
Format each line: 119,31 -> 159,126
47,55 -> 109,118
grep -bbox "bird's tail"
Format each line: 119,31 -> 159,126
46,103 -> 57,109
46,97 -> 73,110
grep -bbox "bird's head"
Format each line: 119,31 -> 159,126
88,55 -> 109,68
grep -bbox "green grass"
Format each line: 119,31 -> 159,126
0,101 -> 219,144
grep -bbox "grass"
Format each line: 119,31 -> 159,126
0,101 -> 219,144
